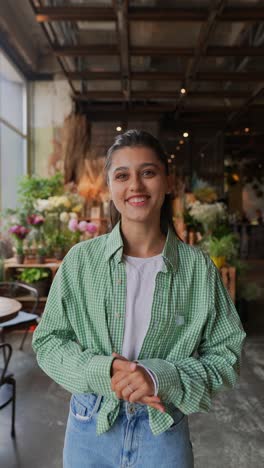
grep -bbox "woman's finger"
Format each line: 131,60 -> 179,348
112,359 -> 137,373
111,370 -> 129,387
112,352 -> 128,361
129,385 -> 150,403
141,395 -> 161,404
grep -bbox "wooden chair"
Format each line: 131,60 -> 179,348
0,282 -> 39,350
0,343 -> 16,437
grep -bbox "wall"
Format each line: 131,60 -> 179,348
30,79 -> 72,176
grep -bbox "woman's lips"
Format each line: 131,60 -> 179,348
126,196 -> 150,207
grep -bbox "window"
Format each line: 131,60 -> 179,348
0,50 -> 27,210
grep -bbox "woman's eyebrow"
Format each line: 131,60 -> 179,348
113,163 -> 159,173
114,166 -> 129,172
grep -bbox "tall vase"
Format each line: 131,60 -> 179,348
16,254 -> 25,264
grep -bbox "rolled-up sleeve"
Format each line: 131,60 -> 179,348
32,248 -> 115,396
138,257 -> 246,414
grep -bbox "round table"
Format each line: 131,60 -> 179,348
0,297 -> 22,323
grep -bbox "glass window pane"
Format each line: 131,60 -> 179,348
0,123 -> 27,210
0,51 -> 26,133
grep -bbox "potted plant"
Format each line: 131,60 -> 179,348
208,234 -> 238,269
8,225 -> 29,263
36,245 -> 48,264
18,268 -> 51,297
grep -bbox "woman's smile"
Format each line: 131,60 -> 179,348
126,195 -> 150,207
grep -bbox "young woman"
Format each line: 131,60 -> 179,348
33,129 -> 246,468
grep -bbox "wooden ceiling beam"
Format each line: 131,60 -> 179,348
35,6 -> 264,22
54,45 -> 119,56
53,45 -> 264,57
129,6 -> 264,22
73,90 -> 250,100
67,70 -> 264,81
72,103 -> 239,113
35,6 -> 115,22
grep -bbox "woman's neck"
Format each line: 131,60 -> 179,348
120,219 -> 166,258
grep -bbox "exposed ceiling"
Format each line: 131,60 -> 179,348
1,0 -> 264,130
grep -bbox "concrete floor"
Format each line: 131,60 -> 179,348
1,261 -> 264,468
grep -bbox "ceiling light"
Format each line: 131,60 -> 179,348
171,154 -> 175,159
116,126 -> 122,132
179,139 -> 184,145
168,159 -> 172,163
180,88 -> 186,95
183,132 -> 189,138
244,127 -> 250,133
176,146 -> 180,151
232,173 -> 240,182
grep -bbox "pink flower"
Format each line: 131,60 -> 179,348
86,223 -> 97,234
9,225 -> 19,234
68,218 -> 78,232
9,225 -> 29,240
27,214 -> 44,226
78,221 -> 88,232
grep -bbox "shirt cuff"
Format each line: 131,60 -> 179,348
133,360 -> 159,396
136,358 -> 180,399
86,355 -> 115,396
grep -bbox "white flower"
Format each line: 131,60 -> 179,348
189,201 -> 226,229
60,212 -> 70,223
69,212 -> 78,220
34,199 -> 51,212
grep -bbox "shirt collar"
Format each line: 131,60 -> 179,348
104,220 -> 124,264
105,220 -> 179,272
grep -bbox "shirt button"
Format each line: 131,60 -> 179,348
117,279 -> 122,284
115,313 -> 120,318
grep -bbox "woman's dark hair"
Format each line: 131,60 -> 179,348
104,129 -> 180,238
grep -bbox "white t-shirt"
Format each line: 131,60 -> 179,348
122,253 -> 164,395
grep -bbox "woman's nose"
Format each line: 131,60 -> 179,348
129,173 -> 144,190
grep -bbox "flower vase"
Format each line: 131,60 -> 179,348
211,256 -> 226,269
16,254 -> 25,264
36,255 -> 46,264
54,249 -> 64,261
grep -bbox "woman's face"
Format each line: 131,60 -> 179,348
107,146 -> 171,225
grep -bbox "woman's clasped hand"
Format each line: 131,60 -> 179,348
110,352 -> 165,412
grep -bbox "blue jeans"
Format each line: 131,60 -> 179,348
63,393 -> 194,468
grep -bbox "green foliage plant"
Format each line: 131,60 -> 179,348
18,173 -> 64,210
19,268 -> 50,283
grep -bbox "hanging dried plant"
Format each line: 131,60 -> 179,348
77,158 -> 109,203
61,113 -> 95,184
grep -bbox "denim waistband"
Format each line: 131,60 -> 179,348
72,393 -> 184,422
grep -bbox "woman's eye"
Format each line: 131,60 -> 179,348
143,170 -> 155,176
115,173 -> 127,179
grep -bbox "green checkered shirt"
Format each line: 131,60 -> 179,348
32,220 -> 246,436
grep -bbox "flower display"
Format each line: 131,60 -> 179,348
78,220 -> 89,232
8,224 -> 29,254
86,223 -> 97,234
68,219 -> 98,236
27,214 -> 45,226
60,212 -> 70,223
68,218 -> 79,232
188,201 -> 227,232
34,194 -> 83,214
9,225 -> 29,240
